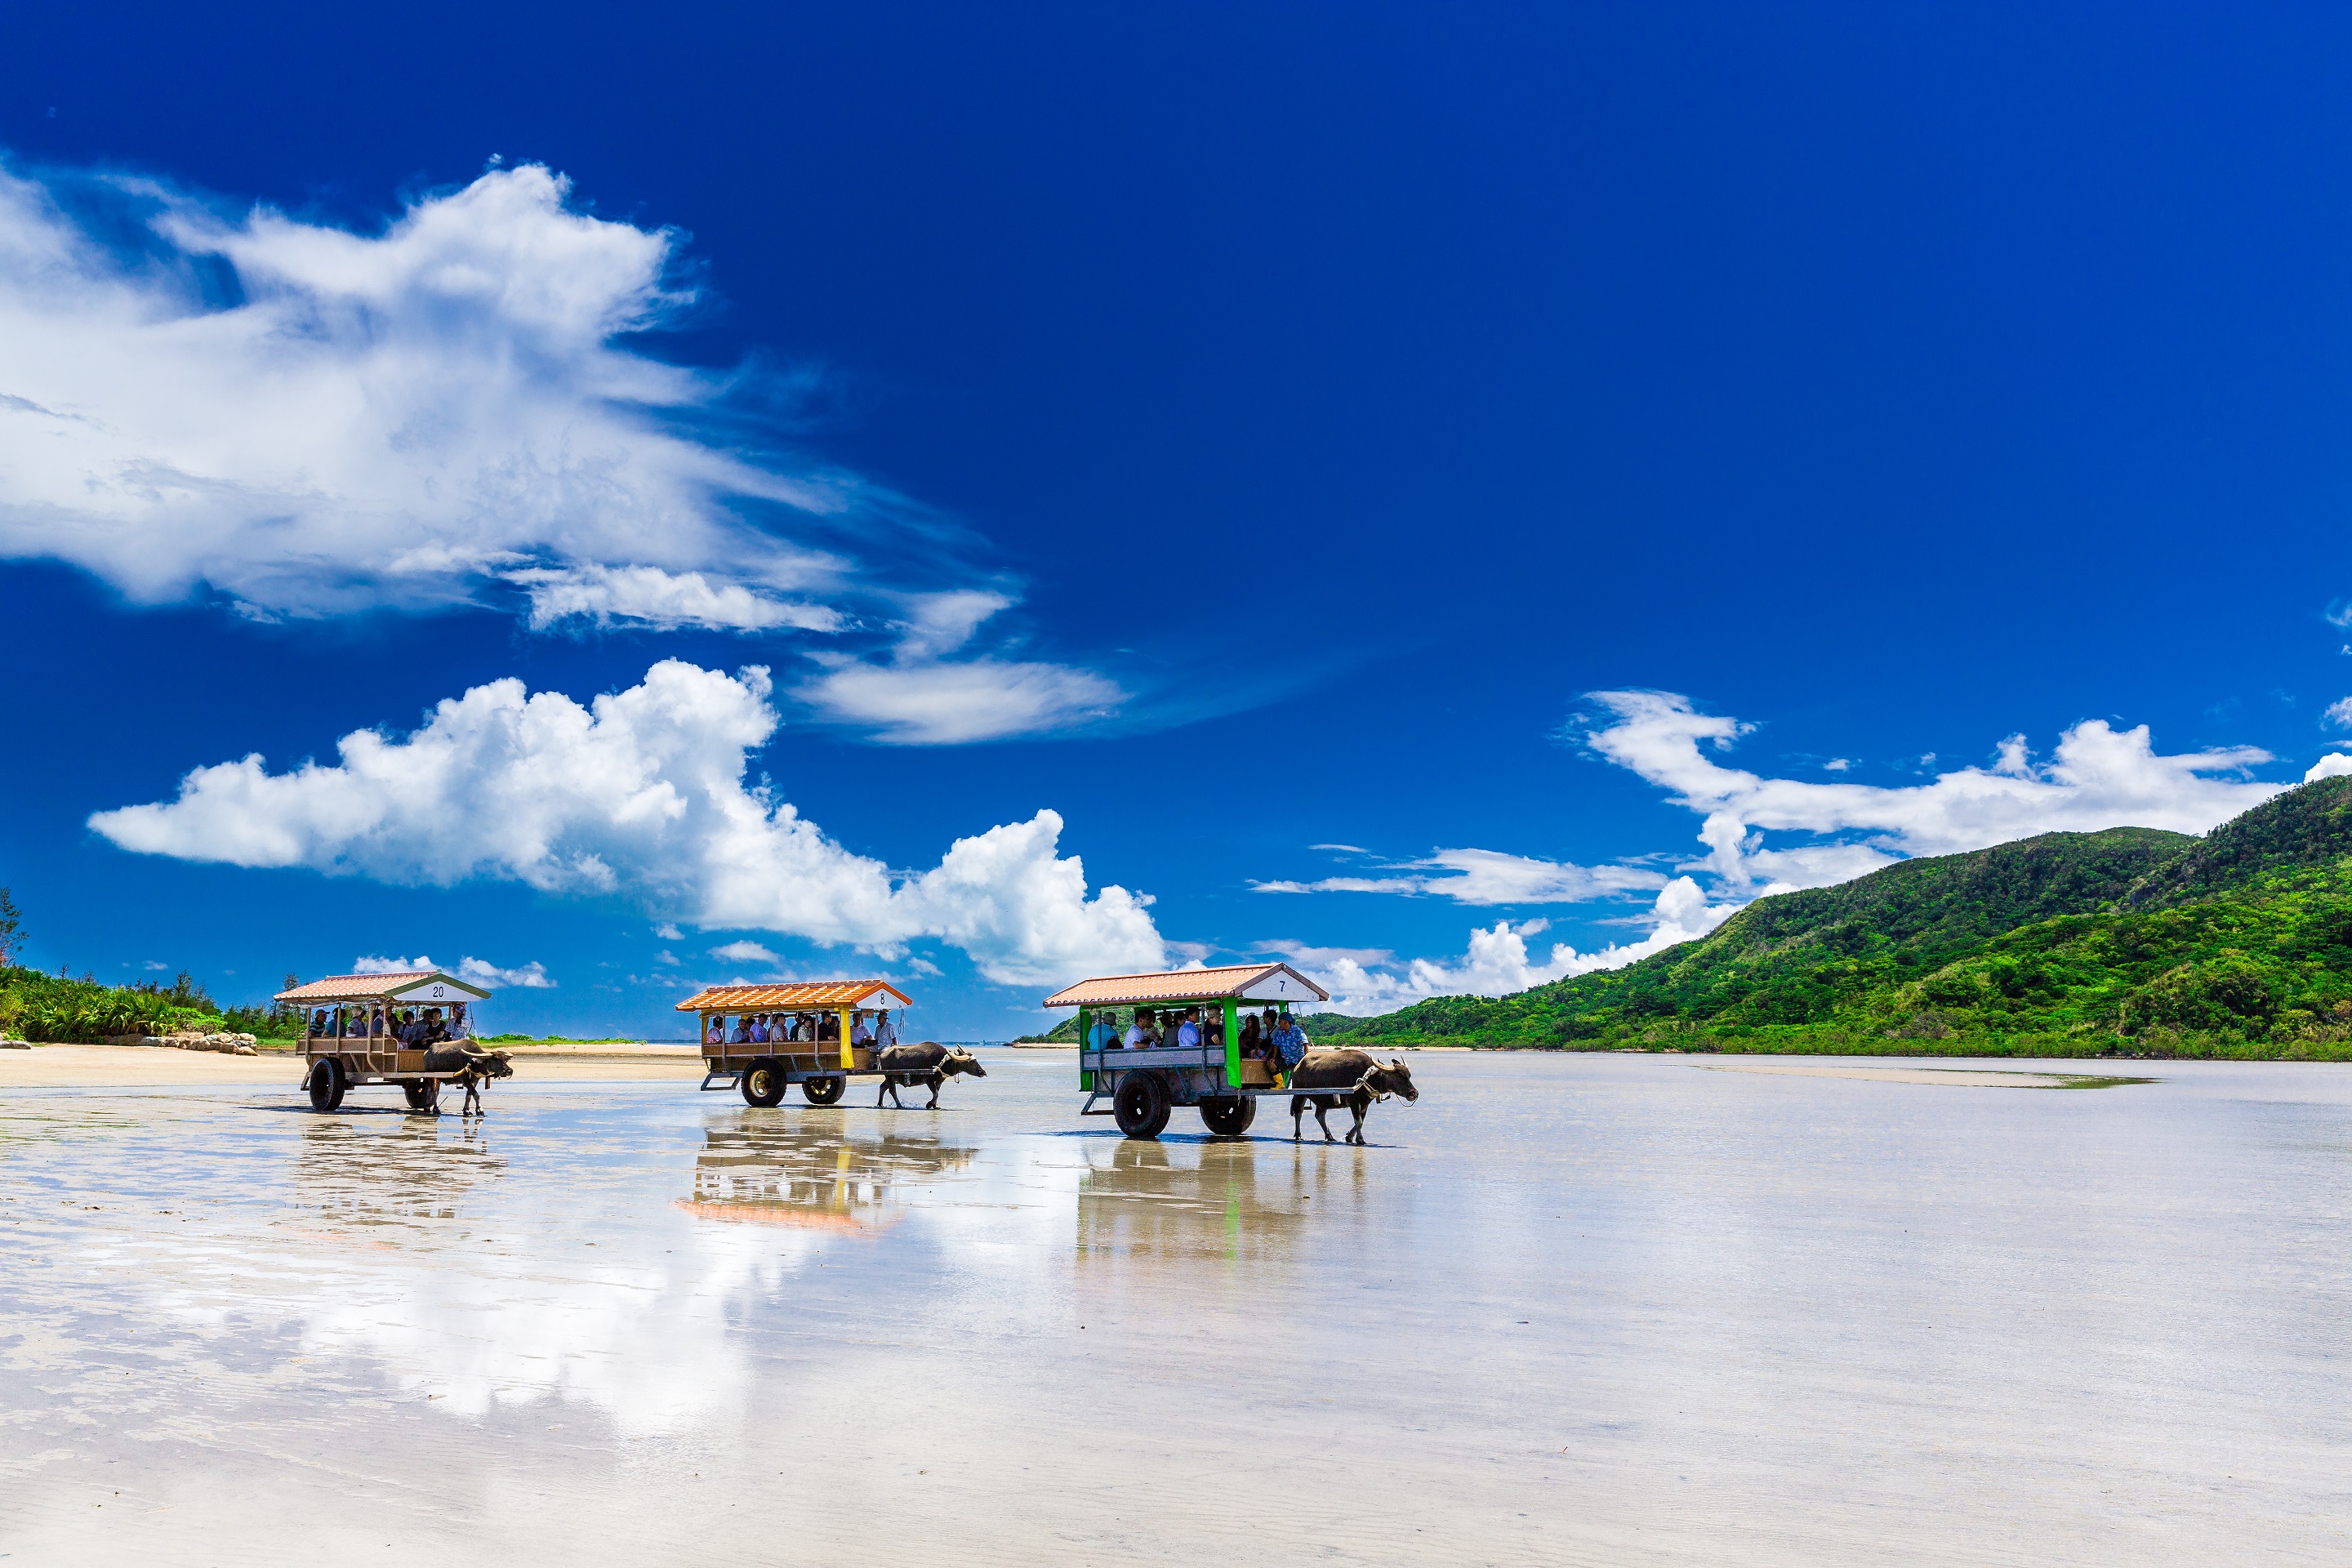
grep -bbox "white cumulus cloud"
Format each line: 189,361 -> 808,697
710,940 -> 779,964
1579,690 -> 2286,893
2305,752 -> 2352,782
89,659 -> 1163,986
457,957 -> 555,989
351,952 -> 555,988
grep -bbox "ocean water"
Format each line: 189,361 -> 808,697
1,1050 -> 2346,1565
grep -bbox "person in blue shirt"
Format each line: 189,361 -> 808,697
1087,1011 -> 1120,1051
1174,1007 -> 1202,1049
1270,1013 -> 1311,1072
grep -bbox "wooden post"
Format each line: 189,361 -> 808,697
839,1009 -> 853,1071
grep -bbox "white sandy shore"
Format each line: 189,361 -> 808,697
0,1043 -> 706,1088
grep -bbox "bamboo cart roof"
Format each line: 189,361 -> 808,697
1041,963 -> 1329,1009
274,970 -> 492,1004
675,980 -> 913,1013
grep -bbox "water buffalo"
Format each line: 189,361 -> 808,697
421,1047 -> 514,1114
1287,1049 -> 1417,1144
875,1041 -> 987,1108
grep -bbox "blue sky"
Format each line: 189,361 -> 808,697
7,4 -> 2352,1039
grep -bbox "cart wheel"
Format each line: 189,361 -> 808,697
741,1059 -> 786,1107
307,1059 -> 345,1113
1200,1096 -> 1256,1137
802,1074 -> 846,1107
1113,1072 -> 1171,1140
402,1080 -> 434,1111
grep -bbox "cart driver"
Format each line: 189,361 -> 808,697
874,1009 -> 898,1048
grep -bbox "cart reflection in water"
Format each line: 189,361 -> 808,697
675,1118 -> 978,1235
285,1114 -> 506,1238
1074,1137 -> 1321,1267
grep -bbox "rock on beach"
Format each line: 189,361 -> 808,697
102,1031 -> 261,1057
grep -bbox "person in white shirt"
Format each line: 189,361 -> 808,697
875,1010 -> 899,1048
1123,1009 -> 1157,1049
851,1013 -> 875,1046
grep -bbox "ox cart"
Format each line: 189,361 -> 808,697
681,979 -> 924,1107
276,969 -> 498,1113
1044,963 -> 1331,1140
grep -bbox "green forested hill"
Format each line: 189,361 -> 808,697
1306,775 -> 2352,1059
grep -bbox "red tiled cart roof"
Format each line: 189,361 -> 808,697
1041,964 -> 1329,1009
675,980 -> 912,1012
274,970 -> 492,1003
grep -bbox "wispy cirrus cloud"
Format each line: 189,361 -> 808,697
1274,877 -> 1740,1015
0,158 -> 1123,743
1254,847 -> 1665,904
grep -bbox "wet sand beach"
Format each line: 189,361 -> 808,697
2,1049 -> 2347,1565
0,1043 -> 709,1088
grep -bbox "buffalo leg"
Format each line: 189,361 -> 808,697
1348,1094 -> 1367,1144
1314,1098 -> 1338,1143
878,1078 -> 893,1107
925,1073 -> 942,1109
1291,1096 -> 1307,1140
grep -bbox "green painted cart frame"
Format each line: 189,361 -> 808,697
1041,963 -> 1330,1140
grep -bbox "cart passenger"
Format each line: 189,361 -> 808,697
851,1013 -> 874,1047
706,1015 -> 725,1047
1270,1013 -> 1310,1069
747,1014 -> 768,1044
1174,1006 -> 1201,1048
1123,1009 -> 1160,1049
1088,1010 -> 1120,1051
817,1013 -> 840,1041
309,1009 -> 328,1038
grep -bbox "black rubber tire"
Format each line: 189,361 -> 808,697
402,1080 -> 434,1111
1113,1072 -> 1172,1140
802,1074 -> 846,1107
1200,1096 -> 1256,1137
308,1059 -> 345,1112
741,1059 -> 786,1107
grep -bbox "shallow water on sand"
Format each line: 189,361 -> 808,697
2,1051 -> 2349,1565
